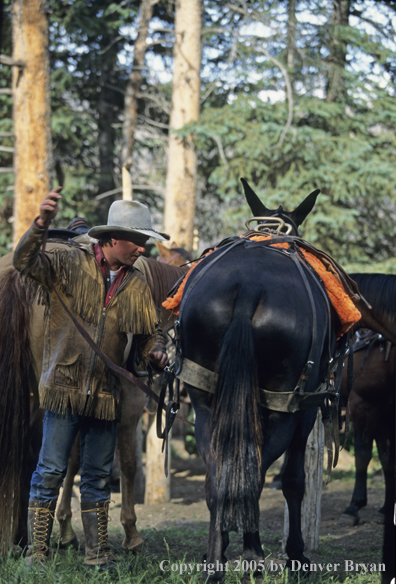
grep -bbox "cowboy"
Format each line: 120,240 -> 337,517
13,186 -> 169,570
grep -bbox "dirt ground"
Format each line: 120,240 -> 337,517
57,438 -> 387,577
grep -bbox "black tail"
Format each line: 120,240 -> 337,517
209,287 -> 263,533
0,268 -> 32,554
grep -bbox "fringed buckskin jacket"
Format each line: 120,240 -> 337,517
13,221 -> 164,421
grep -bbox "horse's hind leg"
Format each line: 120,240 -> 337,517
117,380 -> 146,552
376,411 -> 395,519
56,435 -> 80,549
282,414 -> 314,569
338,400 -> 376,526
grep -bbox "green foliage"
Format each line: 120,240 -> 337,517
2,0 -> 396,269
191,1 -> 396,265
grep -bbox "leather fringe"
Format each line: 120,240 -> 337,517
115,276 -> 158,334
50,249 -> 102,325
20,272 -> 50,309
21,250 -> 158,334
40,388 -> 119,421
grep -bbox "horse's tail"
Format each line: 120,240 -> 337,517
0,268 -> 32,554
209,285 -> 263,533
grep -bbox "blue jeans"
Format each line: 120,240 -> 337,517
30,409 -> 118,503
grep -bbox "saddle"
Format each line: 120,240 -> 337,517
353,328 -> 392,363
164,231 -> 367,337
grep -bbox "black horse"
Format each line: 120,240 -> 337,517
171,180 -> 360,581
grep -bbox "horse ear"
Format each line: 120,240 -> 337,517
155,240 -> 172,258
290,189 -> 320,227
240,178 -> 270,217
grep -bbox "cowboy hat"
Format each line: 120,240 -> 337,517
88,200 -> 170,241
48,217 -> 90,240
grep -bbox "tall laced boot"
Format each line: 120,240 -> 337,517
25,499 -> 57,568
81,501 -> 117,570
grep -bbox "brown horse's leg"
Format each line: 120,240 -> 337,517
56,436 -> 80,549
338,393 -> 377,526
117,379 -> 146,552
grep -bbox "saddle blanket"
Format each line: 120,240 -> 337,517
162,233 -> 362,337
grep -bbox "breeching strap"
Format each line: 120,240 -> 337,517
40,232 -> 192,427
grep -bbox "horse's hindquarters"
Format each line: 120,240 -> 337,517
181,245 -> 331,395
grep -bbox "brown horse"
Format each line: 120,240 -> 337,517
341,274 -> 396,584
339,329 -> 395,528
0,242 -> 187,555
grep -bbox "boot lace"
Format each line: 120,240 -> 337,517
28,505 -> 55,557
82,501 -> 113,555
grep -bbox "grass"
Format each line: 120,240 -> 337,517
0,525 -> 385,584
0,550 -> 385,584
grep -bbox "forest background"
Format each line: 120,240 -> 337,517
1,0 -> 396,271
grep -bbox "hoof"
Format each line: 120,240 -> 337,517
121,535 -> 144,553
57,536 -> 79,550
337,513 -> 359,527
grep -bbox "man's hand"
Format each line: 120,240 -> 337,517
148,350 -> 169,372
36,186 -> 63,228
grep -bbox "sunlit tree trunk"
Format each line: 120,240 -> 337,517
286,0 -> 297,94
326,0 -> 351,103
12,0 -> 52,246
163,0 -> 202,251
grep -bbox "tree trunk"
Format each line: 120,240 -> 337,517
163,0 -> 202,251
96,33 -> 118,208
326,0 -> 351,103
12,0 -> 52,246
286,0 -> 297,93
283,410 -> 325,552
122,0 -> 159,174
122,0 -> 159,202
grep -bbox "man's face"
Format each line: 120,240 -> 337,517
108,236 -> 148,268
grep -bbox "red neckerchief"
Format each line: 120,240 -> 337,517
94,243 -> 130,307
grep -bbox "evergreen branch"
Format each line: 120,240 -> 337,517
104,83 -> 126,96
0,55 -> 24,67
138,92 -> 171,115
253,44 -> 294,149
99,35 -> 125,55
350,8 -> 395,38
211,134 -> 229,172
138,115 -> 169,130
201,7 -> 247,105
